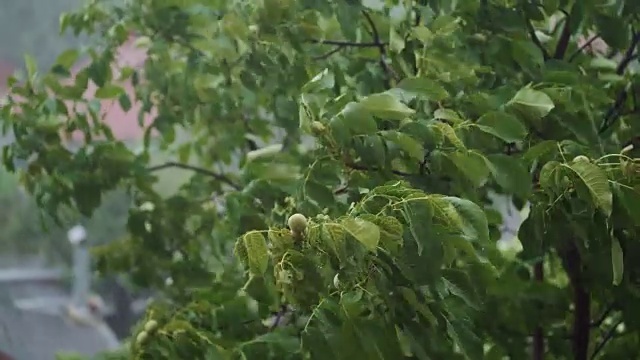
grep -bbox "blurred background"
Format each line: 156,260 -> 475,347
0,1 -> 156,358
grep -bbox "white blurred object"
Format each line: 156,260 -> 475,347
487,190 -> 529,252
87,294 -> 107,316
68,224 -> 92,316
67,225 -> 87,245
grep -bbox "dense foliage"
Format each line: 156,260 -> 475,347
2,0 -> 640,359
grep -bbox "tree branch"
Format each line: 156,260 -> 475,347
532,261 -> 545,360
599,30 -> 640,134
147,161 -> 241,190
590,303 -> 616,327
313,46 -> 345,60
307,39 -> 386,47
568,34 -> 601,62
553,10 -> 572,59
362,10 -> 396,87
616,30 -> 640,75
345,161 -> 413,177
559,240 -> 590,360
525,17 -> 550,61
590,319 -> 623,359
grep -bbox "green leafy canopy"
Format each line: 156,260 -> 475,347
2,0 -> 640,359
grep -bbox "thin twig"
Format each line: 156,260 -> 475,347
525,17 -> 550,61
553,10 -> 572,59
313,46 -> 345,60
568,34 -> 601,62
590,303 -> 616,327
362,10 -> 396,87
345,162 -> 413,177
241,115 -> 258,151
333,183 -> 349,194
590,319 -> 623,359
616,30 -> 640,75
560,240 -> 590,360
307,39 -> 386,47
147,161 -> 241,190
599,30 -> 640,134
532,262 -> 545,360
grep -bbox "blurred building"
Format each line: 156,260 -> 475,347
0,227 -> 137,360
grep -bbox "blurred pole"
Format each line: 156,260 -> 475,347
68,225 -> 89,309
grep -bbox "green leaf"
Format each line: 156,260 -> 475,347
430,122 -> 466,149
396,77 -> 449,101
398,287 -> 437,324
485,154 -> 531,198
412,26 -> 434,44
442,196 -> 490,244
358,93 -> 415,120
243,331 -> 300,349
304,180 -> 335,208
340,102 -> 378,135
242,231 -> 269,276
341,217 -> 380,251
389,27 -> 406,53
434,108 -> 464,124
95,84 -> 126,99
445,318 -> 483,360
447,151 -> 490,187
401,199 -> 443,267
362,0 -> 385,11
475,111 -> 528,142
507,87 -> 555,120
302,68 -> 335,93
118,93 -> 132,112
611,238 -> 624,286
246,144 -> 284,162
355,135 -> 387,167
24,54 -> 38,79
382,131 -> 424,161
538,160 -> 563,191
511,40 -> 544,69
613,184 -> 640,223
442,269 -> 480,309
562,161 -> 613,216
299,96 -> 315,133
523,140 -> 557,163
54,49 -> 80,70
595,14 -> 629,49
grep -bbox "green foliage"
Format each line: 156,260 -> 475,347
2,0 -> 640,359
0,167 -> 130,260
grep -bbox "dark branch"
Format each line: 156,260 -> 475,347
362,10 -> 396,87
525,17 -> 550,61
599,30 -> 640,134
616,30 -> 640,75
559,240 -> 590,360
345,162 -> 413,177
307,39 -> 386,47
554,10 -> 572,59
590,303 -> 616,327
590,319 -> 623,359
313,46 -> 345,60
333,184 -> 349,195
147,161 -> 241,190
568,34 -> 601,62
532,262 -> 545,360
